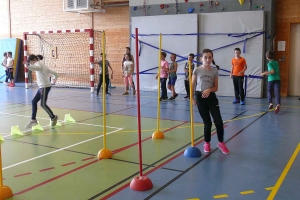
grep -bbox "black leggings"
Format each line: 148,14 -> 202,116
232,76 -> 245,101
196,91 -> 224,143
32,87 -> 55,120
97,74 -> 109,95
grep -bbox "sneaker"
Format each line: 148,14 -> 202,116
51,115 -> 58,126
203,142 -> 211,153
4,82 -> 8,86
169,96 -> 175,100
9,83 -> 15,87
122,92 -> 128,95
274,105 -> 280,114
25,120 -> 38,129
184,95 -> 189,99
232,99 -> 240,104
133,90 -> 136,95
240,101 -> 245,105
218,142 -> 229,154
174,93 -> 178,99
106,92 -> 111,96
268,104 -> 273,109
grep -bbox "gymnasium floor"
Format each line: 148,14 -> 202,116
0,84 -> 299,200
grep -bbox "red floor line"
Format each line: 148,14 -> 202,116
100,126 -> 229,200
14,160 -> 99,195
62,162 -> 76,167
13,121 -> 188,196
82,157 -> 95,161
14,172 -> 32,178
39,167 -> 55,172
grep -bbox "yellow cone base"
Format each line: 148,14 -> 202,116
64,114 -> 76,123
10,126 -> 23,136
97,148 -> 113,159
0,185 -> 13,200
32,122 -> 44,132
152,130 -> 164,139
0,135 -> 4,141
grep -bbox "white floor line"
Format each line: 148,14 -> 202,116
0,111 -> 121,130
3,128 -> 123,170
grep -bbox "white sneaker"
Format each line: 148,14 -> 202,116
51,115 -> 58,126
25,120 -> 38,129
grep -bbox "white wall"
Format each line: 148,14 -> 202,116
131,14 -> 198,93
198,11 -> 265,97
131,11 -> 265,97
130,0 -> 210,6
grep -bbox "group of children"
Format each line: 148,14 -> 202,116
1,52 -> 15,87
19,47 -> 280,155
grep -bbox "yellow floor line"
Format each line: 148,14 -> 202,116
265,187 -> 274,191
267,143 -> 300,200
213,194 -> 229,198
240,190 -> 254,195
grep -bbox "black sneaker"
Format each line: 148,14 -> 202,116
184,95 -> 189,99
174,93 -> 178,99
169,96 -> 175,100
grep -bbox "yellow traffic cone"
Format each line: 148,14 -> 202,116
11,126 -> 23,136
32,122 -> 44,132
239,0 -> 244,5
64,114 -> 75,123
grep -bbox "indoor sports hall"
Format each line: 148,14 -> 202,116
0,0 -> 299,200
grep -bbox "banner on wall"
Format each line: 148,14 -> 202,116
0,38 -> 22,83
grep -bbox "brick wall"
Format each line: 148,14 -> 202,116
0,0 -> 130,86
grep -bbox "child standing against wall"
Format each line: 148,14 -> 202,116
191,49 -> 229,154
155,52 -> 169,101
122,53 -> 135,95
230,48 -> 247,105
184,53 -> 195,99
168,53 -> 178,100
261,51 -> 281,114
2,52 -> 8,85
93,53 -> 114,96
6,52 -> 15,87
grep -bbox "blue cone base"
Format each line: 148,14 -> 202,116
184,146 -> 202,158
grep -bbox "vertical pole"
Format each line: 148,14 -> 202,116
189,61 -> 195,147
102,31 -> 106,149
156,34 -> 162,131
90,29 -> 95,93
135,28 -> 143,177
24,32 -> 29,89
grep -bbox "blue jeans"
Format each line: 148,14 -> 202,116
160,78 -> 167,99
268,80 -> 281,105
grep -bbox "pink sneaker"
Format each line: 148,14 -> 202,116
203,142 -> 211,153
218,142 -> 229,154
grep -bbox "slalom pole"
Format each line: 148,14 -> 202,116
130,28 -> 153,191
152,33 -> 164,139
184,61 -> 202,158
0,143 -> 13,199
98,31 -> 112,159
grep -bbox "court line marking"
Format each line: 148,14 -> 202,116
2,128 -> 123,170
267,142 -> 300,200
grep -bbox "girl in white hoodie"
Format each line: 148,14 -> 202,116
24,54 -> 58,128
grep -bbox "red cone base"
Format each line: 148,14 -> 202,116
130,176 -> 153,191
0,185 -> 13,200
